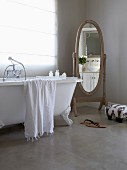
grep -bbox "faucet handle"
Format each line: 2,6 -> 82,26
13,69 -> 22,78
6,70 -> 12,78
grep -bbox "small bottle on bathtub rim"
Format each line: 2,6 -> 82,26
49,71 -> 53,77
55,70 -> 59,77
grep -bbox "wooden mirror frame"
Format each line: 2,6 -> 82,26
72,20 -> 107,116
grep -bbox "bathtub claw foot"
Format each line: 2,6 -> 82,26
61,106 -> 73,126
0,120 -> 4,129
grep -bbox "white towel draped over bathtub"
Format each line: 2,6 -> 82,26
24,79 -> 56,141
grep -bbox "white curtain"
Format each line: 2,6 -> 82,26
0,0 -> 57,67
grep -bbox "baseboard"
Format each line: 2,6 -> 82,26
77,102 -> 105,111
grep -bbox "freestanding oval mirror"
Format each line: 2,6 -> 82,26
78,23 -> 101,93
72,20 -> 107,116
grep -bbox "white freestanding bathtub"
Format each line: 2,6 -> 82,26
0,77 -> 81,127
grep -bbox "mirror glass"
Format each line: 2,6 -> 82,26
78,23 -> 101,92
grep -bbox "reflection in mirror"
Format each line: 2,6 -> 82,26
78,23 -> 101,92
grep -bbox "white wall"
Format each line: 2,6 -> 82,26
57,0 -> 86,76
86,0 -> 127,104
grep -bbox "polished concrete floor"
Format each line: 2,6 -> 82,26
0,106 -> 127,170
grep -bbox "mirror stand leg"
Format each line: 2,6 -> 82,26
72,97 -> 78,117
98,101 -> 103,111
98,97 -> 108,111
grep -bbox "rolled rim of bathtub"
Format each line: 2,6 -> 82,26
0,76 -> 82,86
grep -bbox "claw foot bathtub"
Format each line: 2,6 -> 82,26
0,77 -> 81,128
